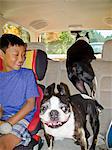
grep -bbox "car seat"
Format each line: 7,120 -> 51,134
13,48 -> 48,150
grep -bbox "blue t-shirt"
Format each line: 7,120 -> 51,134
0,68 -> 39,122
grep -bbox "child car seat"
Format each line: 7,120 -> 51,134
14,49 -> 48,150
0,58 -> 3,71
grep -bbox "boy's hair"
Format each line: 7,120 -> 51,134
0,34 -> 25,53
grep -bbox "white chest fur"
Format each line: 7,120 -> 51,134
44,111 -> 75,140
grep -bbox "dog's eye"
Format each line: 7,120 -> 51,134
41,106 -> 48,113
61,106 -> 68,113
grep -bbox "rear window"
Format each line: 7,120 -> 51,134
41,30 -> 112,60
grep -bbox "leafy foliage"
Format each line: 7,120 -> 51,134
3,24 -> 30,43
43,31 -> 74,54
89,30 -> 105,42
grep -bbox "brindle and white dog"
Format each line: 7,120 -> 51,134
40,82 -> 103,150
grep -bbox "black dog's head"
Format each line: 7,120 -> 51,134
40,82 -> 72,128
71,31 -> 90,44
76,32 -> 90,43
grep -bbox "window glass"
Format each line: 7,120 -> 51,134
41,30 -> 112,60
2,23 -> 30,43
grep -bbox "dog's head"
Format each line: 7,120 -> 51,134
71,31 -> 90,43
40,82 -> 72,128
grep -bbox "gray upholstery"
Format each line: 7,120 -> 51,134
102,40 -> 112,61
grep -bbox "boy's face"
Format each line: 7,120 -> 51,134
3,45 -> 26,72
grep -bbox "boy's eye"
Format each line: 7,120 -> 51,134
12,53 -> 26,58
13,53 -> 18,56
23,54 -> 26,58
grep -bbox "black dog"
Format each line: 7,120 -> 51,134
40,82 -> 103,150
66,32 -> 96,97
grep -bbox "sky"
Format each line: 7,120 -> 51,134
97,30 -> 112,37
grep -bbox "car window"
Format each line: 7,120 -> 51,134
43,30 -> 111,60
90,42 -> 104,54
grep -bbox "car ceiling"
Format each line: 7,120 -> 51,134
0,0 -> 112,34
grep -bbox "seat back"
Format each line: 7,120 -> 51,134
102,40 -> 112,61
102,40 -> 112,150
99,40 -> 112,109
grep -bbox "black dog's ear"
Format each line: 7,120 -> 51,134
57,82 -> 70,96
75,32 -> 80,41
85,32 -> 89,41
44,83 -> 55,97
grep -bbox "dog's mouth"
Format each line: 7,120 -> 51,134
44,120 -> 68,128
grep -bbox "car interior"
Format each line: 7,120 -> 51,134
0,0 -> 112,149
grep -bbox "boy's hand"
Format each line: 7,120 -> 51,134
0,121 -> 5,126
0,121 -> 12,134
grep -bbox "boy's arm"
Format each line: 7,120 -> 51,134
0,105 -> 5,125
0,105 -> 3,119
7,97 -> 35,125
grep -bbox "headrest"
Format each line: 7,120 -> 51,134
102,40 -> 112,61
26,42 -> 48,81
32,49 -> 48,81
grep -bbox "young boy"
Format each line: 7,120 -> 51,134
0,34 -> 39,150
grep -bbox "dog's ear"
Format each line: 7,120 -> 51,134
85,32 -> 89,40
44,83 -> 55,97
57,82 -> 70,96
75,32 -> 80,41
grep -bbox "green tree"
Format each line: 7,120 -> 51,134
105,35 -> 112,41
43,31 -> 74,54
89,30 -> 105,42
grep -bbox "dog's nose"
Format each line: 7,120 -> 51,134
49,110 -> 59,121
